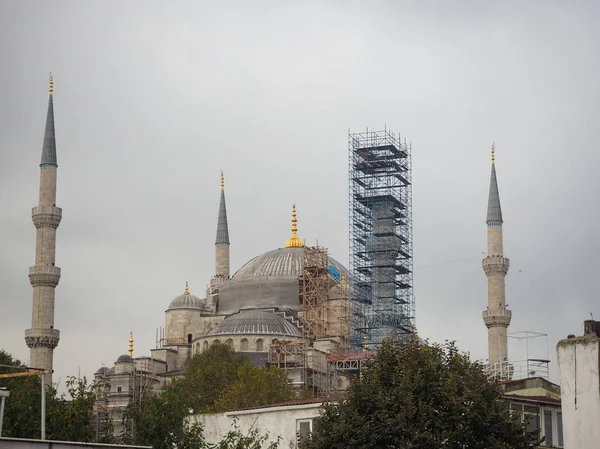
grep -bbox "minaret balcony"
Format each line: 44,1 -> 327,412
32,206 -> 62,229
25,328 -> 60,350
482,256 -> 509,276
482,308 -> 512,327
29,265 -> 61,287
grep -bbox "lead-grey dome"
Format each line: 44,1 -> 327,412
168,291 -> 204,310
232,247 -> 348,279
217,247 -> 349,315
207,310 -> 301,337
116,354 -> 133,363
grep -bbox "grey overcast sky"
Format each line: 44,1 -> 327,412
1,1 -> 598,387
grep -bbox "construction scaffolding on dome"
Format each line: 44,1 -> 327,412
348,128 -> 415,351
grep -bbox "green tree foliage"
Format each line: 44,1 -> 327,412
0,350 -> 95,442
121,381 -> 205,449
214,363 -> 295,412
304,339 -> 541,449
179,342 -> 248,412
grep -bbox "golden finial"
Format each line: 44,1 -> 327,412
128,332 -> 134,358
184,281 -> 190,295
49,73 -> 54,96
284,204 -> 304,248
341,272 -> 347,285
491,142 -> 495,164
221,170 -> 224,189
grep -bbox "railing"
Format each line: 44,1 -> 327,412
484,359 -> 549,382
29,266 -> 61,276
482,309 -> 512,319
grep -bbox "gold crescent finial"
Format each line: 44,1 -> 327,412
184,281 -> 190,295
341,272 -> 347,285
284,204 -> 304,248
128,332 -> 134,358
221,170 -> 224,189
49,73 -> 54,96
491,142 -> 495,164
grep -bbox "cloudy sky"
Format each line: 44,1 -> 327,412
1,1 -> 598,388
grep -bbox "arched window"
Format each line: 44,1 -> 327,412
256,338 -> 264,352
203,341 -> 209,351
213,339 -> 221,345
241,338 -> 248,351
225,338 -> 234,348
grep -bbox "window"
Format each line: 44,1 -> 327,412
543,410 -> 553,446
523,405 -> 539,435
214,339 -> 220,345
241,338 -> 248,351
117,386 -> 122,393
557,412 -> 563,447
203,341 -> 209,351
226,338 -> 234,348
296,419 -> 313,443
187,333 -> 192,344
256,338 -> 264,351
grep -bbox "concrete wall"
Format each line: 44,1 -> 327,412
557,334 -> 600,449
191,402 -> 323,448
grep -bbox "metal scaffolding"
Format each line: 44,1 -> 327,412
299,246 -> 330,340
348,128 -> 415,351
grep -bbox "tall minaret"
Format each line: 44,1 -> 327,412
482,144 -> 511,367
25,75 -> 62,385
215,171 -> 230,280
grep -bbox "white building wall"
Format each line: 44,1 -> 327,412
557,336 -> 600,449
191,402 -> 323,448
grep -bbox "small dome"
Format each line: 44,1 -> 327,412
207,310 -> 301,337
95,366 -> 108,374
116,354 -> 133,363
168,282 -> 204,310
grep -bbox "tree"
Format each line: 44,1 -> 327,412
121,380 -> 205,449
180,342 -> 248,412
304,339 -> 540,449
0,350 -> 96,442
214,364 -> 295,412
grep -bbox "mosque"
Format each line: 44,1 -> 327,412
92,178 -> 354,434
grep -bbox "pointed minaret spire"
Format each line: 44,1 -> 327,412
482,143 -> 511,370
487,143 -> 503,224
41,74 -> 57,167
26,76 -> 63,387
215,171 -> 230,279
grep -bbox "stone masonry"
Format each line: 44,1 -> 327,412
482,147 -> 511,366
25,77 -> 61,386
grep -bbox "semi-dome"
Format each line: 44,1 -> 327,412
116,354 -> 133,363
207,310 -> 301,337
95,366 -> 109,374
168,282 -> 204,310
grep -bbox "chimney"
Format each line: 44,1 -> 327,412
584,320 -> 600,337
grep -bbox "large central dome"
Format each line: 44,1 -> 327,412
217,246 -> 349,316
233,247 -> 347,279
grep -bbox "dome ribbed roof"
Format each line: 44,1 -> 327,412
116,354 -> 133,363
232,247 -> 348,280
95,366 -> 109,374
168,283 -> 204,310
207,310 -> 301,337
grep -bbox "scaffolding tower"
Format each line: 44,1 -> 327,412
349,128 -> 415,351
299,246 -> 330,340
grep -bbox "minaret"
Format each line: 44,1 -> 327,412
482,144 -> 511,367
25,75 -> 62,385
128,332 -> 134,358
215,171 -> 230,280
